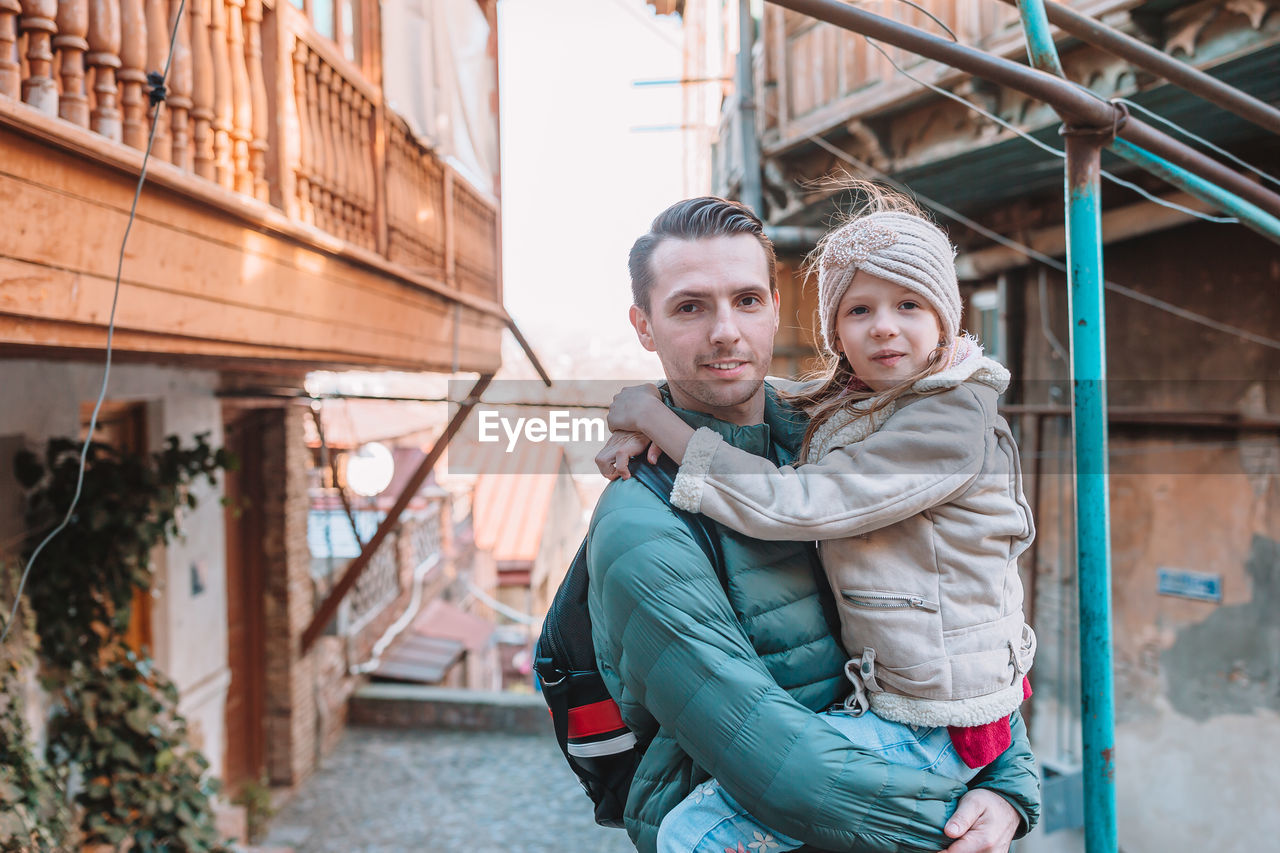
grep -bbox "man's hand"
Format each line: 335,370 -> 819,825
594,430 -> 660,480
943,789 -> 1020,853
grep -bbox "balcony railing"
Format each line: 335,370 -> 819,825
755,0 -> 1169,154
0,0 -> 499,303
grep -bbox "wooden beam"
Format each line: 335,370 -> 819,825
299,373 -> 494,654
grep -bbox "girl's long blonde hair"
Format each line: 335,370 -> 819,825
786,179 -> 953,461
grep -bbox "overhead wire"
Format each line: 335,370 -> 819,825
861,38 -> 1239,224
1,0 -> 189,645
870,0 -> 1278,201
783,118 -> 1280,352
1115,97 -> 1280,191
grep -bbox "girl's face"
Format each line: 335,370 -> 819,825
835,271 -> 943,392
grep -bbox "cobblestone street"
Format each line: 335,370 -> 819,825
262,726 -> 635,853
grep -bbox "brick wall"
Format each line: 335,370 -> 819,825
261,404 -> 319,785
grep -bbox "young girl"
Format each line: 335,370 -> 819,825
604,185 -> 1036,853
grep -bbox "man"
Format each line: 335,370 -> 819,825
587,197 -> 1040,852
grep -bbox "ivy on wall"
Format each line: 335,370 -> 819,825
2,433 -> 237,852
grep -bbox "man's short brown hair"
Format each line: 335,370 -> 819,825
628,197 -> 777,312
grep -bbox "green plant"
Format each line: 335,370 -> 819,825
49,651 -> 227,851
9,433 -> 237,851
0,560 -> 76,852
13,434 -> 234,671
231,774 -> 277,843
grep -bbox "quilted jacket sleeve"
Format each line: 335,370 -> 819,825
588,497 -> 970,853
969,709 -> 1042,838
670,387 -> 986,541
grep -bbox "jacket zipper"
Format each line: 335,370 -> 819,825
841,590 -> 939,612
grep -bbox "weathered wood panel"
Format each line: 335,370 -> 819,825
0,0 -> 502,368
0,130 -> 503,372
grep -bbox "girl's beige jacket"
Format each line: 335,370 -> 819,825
670,355 -> 1037,728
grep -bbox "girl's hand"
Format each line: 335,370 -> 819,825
606,383 -> 664,435
595,430 -> 661,481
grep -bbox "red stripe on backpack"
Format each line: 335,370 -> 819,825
567,699 -> 626,739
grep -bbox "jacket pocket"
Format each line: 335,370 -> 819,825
840,589 -> 939,612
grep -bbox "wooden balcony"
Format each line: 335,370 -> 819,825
762,0 -> 1026,152
0,0 -> 503,374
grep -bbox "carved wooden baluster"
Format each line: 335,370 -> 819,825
88,0 -> 122,139
167,0 -> 192,169
189,0 -> 213,177
0,0 -> 20,99
208,0 -> 233,187
19,0 -> 59,113
225,0 -> 250,193
306,52 -> 328,232
331,79 -> 348,235
118,0 -> 146,148
315,61 -> 338,236
291,41 -> 313,222
143,0 -> 169,158
385,132 -> 399,255
358,96 -> 373,246
54,0 -> 90,125
335,80 -> 354,238
243,0 -> 267,200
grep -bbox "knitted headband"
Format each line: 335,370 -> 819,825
816,211 -> 961,356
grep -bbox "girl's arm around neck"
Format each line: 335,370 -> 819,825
607,384 -> 696,464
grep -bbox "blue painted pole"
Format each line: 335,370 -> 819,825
1015,0 -> 1065,77
1064,132 -> 1118,853
1012,2 -> 1118,850
1109,137 -> 1280,244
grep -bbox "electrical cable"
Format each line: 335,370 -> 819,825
1115,98 -> 1280,191
862,38 -> 1239,224
793,122 -> 1280,351
0,0 -> 188,646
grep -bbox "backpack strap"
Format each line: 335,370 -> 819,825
628,455 -> 727,591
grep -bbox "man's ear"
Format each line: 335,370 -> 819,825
771,288 -> 781,334
630,304 -> 657,353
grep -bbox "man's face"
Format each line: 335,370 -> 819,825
630,234 -> 779,427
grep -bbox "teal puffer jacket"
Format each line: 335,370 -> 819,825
586,386 -> 1040,852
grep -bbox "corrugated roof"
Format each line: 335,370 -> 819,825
468,441 -> 568,564
412,599 -> 495,653
372,634 -> 464,684
373,599 -> 495,684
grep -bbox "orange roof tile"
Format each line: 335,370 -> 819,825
469,441 -> 569,564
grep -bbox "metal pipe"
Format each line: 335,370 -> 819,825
1017,3 -> 1118,846
1119,120 -> 1280,221
998,0 -> 1280,137
1064,129 -> 1119,853
1015,0 -> 1065,77
764,0 -> 1280,223
1110,137 -> 1280,244
738,0 -> 764,215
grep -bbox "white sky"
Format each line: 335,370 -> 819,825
498,0 -> 688,380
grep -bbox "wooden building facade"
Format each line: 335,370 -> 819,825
657,1 -> 1280,850
1,0 -> 506,817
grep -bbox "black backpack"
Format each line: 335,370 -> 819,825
534,456 -> 724,828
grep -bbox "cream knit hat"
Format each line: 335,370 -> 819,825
816,211 -> 961,356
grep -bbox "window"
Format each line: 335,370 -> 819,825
970,285 -> 1005,364
294,0 -> 361,63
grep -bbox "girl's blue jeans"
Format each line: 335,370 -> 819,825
655,710 -> 978,853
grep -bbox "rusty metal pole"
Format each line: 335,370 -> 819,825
999,0 -> 1280,137
1063,128 -> 1119,853
1014,0 -> 1119,846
